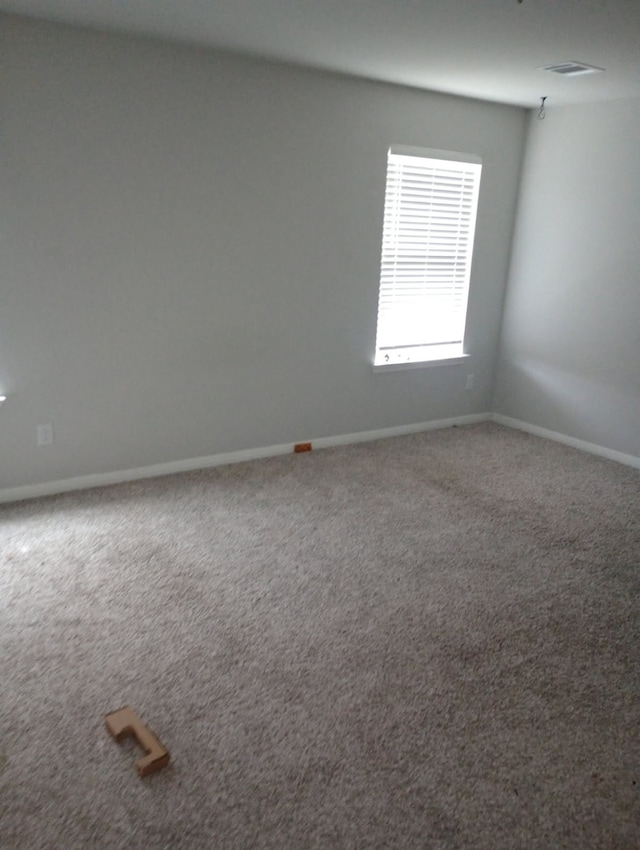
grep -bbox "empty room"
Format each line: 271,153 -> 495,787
1,1 -> 639,847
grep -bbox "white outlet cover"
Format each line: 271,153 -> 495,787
37,424 -> 54,446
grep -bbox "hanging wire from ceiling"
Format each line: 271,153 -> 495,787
538,96 -> 547,119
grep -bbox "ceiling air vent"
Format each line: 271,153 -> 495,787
540,61 -> 604,76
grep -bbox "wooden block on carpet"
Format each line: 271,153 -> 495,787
105,705 -> 170,777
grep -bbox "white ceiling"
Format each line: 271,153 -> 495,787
2,0 -> 640,108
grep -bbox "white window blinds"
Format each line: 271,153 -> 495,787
374,146 -> 482,366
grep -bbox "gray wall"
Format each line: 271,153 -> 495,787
494,98 -> 640,458
0,15 -> 526,490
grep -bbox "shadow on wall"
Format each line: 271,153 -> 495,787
498,356 -> 640,450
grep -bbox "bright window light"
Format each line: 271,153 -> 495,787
374,146 -> 482,368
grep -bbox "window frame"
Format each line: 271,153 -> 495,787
373,145 -> 482,371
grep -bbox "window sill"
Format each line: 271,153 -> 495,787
373,353 -> 469,372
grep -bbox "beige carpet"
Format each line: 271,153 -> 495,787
1,423 -> 639,848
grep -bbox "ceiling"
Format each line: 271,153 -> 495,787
2,0 -> 640,108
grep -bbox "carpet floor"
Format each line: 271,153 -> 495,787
1,422 -> 639,848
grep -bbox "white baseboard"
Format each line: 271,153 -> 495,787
0,412 -> 490,505
309,413 -> 490,450
492,413 -> 640,470
4,412 -> 637,506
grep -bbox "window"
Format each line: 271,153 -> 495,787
374,146 -> 482,368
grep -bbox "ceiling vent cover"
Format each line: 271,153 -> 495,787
541,61 -> 604,76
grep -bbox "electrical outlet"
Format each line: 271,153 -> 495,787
466,374 -> 474,391
36,423 -> 53,446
